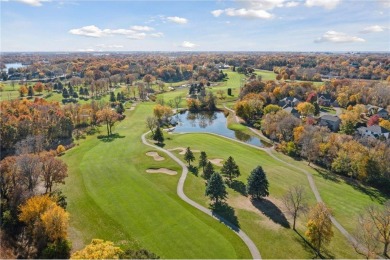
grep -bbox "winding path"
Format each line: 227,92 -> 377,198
223,105 -> 362,249
141,132 -> 262,260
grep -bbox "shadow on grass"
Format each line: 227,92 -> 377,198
292,230 -> 334,259
251,198 -> 290,228
210,201 -> 240,231
313,167 -> 340,183
230,180 -> 247,196
188,165 -> 198,176
155,142 -> 166,148
348,180 -> 389,204
97,133 -> 125,142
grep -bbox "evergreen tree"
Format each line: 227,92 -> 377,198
69,85 -> 74,95
117,92 -> 122,102
84,88 -> 89,97
28,86 -> 34,97
221,156 -> 240,183
58,82 -> 63,91
246,166 -> 269,199
203,161 -> 214,180
153,126 -> 164,144
184,147 -> 195,166
314,102 -> 320,116
198,151 -> 208,172
205,172 -> 227,204
116,103 -> 125,114
62,88 -> 69,99
73,92 -> 78,99
110,92 -> 116,102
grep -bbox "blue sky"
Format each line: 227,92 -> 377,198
1,0 -> 389,52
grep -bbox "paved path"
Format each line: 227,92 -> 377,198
141,132 -> 262,260
223,104 -> 361,249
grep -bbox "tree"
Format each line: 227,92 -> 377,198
143,74 -> 154,89
221,156 -> 240,183
34,82 -> 44,94
40,153 -> 68,193
146,116 -> 157,135
367,115 -> 380,126
40,204 -> 69,241
352,214 -> 380,259
313,102 -> 320,116
263,104 -> 281,115
173,95 -> 182,110
96,107 -> 119,137
71,239 -> 123,259
366,201 -> 390,257
205,172 -> 227,204
56,145 -> 66,155
305,202 -> 334,255
337,93 -> 349,108
379,119 -> 390,131
282,185 -> 308,230
246,166 -> 269,199
184,147 -> 195,166
62,88 -> 69,99
116,103 -> 125,114
203,161 -> 214,180
198,151 -> 208,172
28,86 -> 34,97
153,126 -> 164,144
110,92 -> 116,102
297,102 -> 315,117
19,85 -> 28,97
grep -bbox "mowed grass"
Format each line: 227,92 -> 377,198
61,103 -> 251,259
164,133 -> 366,258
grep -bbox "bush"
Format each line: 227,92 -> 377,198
40,239 -> 71,259
56,145 -> 66,155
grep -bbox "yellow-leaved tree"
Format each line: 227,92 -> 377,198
71,239 -> 123,259
305,202 -> 334,255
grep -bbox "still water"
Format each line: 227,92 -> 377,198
172,111 -> 264,147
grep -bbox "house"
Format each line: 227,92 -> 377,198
317,93 -> 332,107
283,107 -> 300,118
278,97 -> 300,108
357,125 -> 389,139
319,115 -> 341,132
366,105 -> 389,119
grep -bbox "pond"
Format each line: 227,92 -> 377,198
2,63 -> 26,73
172,111 -> 264,147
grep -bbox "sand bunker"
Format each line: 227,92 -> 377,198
146,168 -> 177,175
209,158 -> 224,166
168,147 -> 200,155
129,107 -> 135,111
146,152 -> 165,161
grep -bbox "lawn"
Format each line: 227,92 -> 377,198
162,132 -> 382,258
61,102 -> 251,259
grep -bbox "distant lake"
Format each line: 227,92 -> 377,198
172,111 -> 264,147
2,63 -> 25,73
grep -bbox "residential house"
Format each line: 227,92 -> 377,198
319,115 -> 341,132
366,105 -> 389,119
283,107 -> 300,118
317,93 -> 332,107
357,125 -> 389,139
278,97 -> 300,108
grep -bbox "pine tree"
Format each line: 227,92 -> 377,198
62,88 -> 69,98
205,172 -> 227,204
246,166 -> 269,199
110,92 -> 116,102
203,161 -> 214,180
28,86 -> 34,97
116,103 -> 125,114
153,126 -> 164,144
221,156 -> 240,183
184,147 -> 195,166
198,151 -> 208,172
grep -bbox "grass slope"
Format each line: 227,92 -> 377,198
61,103 -> 251,259
163,133 -> 379,258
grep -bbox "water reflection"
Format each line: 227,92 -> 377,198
173,111 -> 263,147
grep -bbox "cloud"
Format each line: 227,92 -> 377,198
77,48 -> 95,52
305,0 -> 341,9
69,25 -> 158,40
96,44 -> 124,48
377,0 -> 390,8
360,25 -> 389,34
285,1 -> 300,7
315,31 -> 365,43
244,0 -> 285,10
180,41 -> 197,48
131,25 -> 154,31
167,16 -> 188,24
212,8 -> 273,19
150,32 -> 164,38
1,0 -> 50,6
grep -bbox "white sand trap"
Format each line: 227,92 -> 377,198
168,147 -> 200,155
209,158 -> 224,166
146,152 -> 165,161
146,168 -> 177,175
129,107 -> 135,111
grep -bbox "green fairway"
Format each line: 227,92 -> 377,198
162,133 -> 378,258
61,103 -> 251,259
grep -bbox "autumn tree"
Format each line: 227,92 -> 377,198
19,85 -> 28,97
305,202 -> 334,255
56,145 -> 66,155
34,82 -> 44,94
221,156 -> 240,183
198,151 -> 208,172
352,214 -> 380,259
96,107 -> 119,137
205,172 -> 227,204
282,185 -> 308,230
184,147 -> 195,166
263,104 -> 281,115
143,74 -> 154,89
337,93 -> 349,108
71,239 -> 123,259
297,102 -> 315,117
246,166 -> 269,200
173,95 -> 183,110
40,152 -> 68,193
367,201 -> 390,257
146,116 -> 157,135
